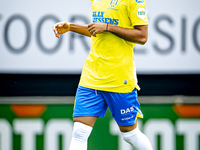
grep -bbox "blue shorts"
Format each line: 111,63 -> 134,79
73,86 -> 143,126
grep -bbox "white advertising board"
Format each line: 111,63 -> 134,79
0,0 -> 199,74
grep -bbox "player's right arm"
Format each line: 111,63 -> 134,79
53,21 -> 91,38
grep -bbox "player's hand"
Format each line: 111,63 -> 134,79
53,21 -> 70,38
88,23 -> 107,37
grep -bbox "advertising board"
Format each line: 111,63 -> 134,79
0,0 -> 199,74
0,102 -> 200,150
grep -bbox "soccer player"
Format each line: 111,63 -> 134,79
53,0 -> 152,149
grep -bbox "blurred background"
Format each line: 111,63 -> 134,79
0,0 -> 200,150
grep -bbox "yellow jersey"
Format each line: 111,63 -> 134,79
79,0 -> 148,93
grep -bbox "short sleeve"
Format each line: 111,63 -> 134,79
128,0 -> 148,26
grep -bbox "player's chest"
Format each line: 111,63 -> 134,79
91,0 -> 127,12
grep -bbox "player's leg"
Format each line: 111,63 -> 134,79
103,89 -> 152,150
69,86 -> 108,150
118,121 -> 137,132
69,116 -> 97,150
73,116 -> 97,127
119,121 -> 153,150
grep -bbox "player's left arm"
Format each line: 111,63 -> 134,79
108,24 -> 148,45
88,23 -> 148,45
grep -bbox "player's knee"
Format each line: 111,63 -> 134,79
121,127 -> 153,150
122,134 -> 133,145
72,127 -> 88,140
72,122 -> 92,140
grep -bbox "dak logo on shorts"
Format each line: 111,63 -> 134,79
110,0 -> 118,7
